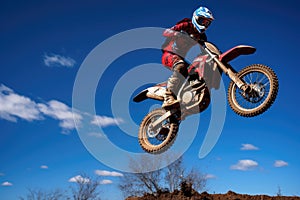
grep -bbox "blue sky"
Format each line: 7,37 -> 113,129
1,0 -> 300,199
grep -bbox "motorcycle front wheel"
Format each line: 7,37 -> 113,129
228,64 -> 279,117
138,108 -> 179,154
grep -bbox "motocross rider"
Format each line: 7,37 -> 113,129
161,6 -> 214,109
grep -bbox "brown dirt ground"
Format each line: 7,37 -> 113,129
126,190 -> 300,200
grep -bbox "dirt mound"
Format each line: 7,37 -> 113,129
126,190 -> 300,200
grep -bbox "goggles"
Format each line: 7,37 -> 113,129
196,16 -> 212,27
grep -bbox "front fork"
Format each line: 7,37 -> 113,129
225,67 -> 249,92
205,48 -> 249,92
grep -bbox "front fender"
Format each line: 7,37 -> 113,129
219,45 -> 256,63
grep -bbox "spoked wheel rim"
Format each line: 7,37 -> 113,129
232,69 -> 271,112
138,108 -> 179,154
142,112 -> 171,146
228,64 -> 279,117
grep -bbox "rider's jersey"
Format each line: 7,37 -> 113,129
162,18 -> 207,59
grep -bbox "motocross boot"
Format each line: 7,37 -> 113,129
162,77 -> 180,109
162,92 -> 179,109
162,62 -> 187,109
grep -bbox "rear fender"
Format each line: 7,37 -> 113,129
133,86 -> 165,102
219,45 -> 256,63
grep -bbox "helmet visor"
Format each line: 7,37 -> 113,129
196,17 -> 212,28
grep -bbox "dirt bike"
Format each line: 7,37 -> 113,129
133,41 -> 279,154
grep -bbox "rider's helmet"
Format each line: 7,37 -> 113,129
192,6 -> 214,33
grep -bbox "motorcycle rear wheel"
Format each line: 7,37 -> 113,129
138,108 -> 179,154
228,64 -> 279,117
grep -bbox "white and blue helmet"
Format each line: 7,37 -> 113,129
192,6 -> 214,33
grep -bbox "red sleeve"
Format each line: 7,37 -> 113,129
163,20 -> 190,37
163,28 -> 176,37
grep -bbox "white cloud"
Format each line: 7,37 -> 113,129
68,175 -> 90,183
274,160 -> 288,168
2,181 -> 13,186
100,179 -> 113,185
0,84 -> 78,132
95,170 -> 124,177
204,174 -> 216,180
0,84 -> 42,122
0,84 -> 123,133
241,144 -> 259,151
43,53 -> 76,68
38,100 -> 82,131
40,165 -> 49,169
91,115 -> 123,127
230,159 -> 258,171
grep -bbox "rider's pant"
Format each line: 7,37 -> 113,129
162,52 -> 189,97
162,52 -> 188,78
